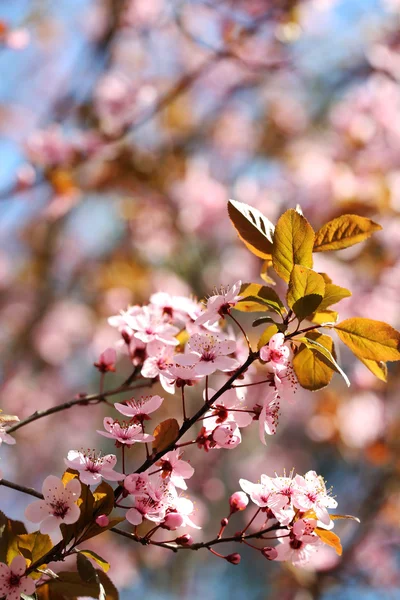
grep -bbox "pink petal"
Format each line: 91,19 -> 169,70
80,471 -> 102,486
20,576 -> 36,595
40,515 -> 60,534
25,500 -> 50,523
10,555 -> 27,576
144,394 -> 164,413
101,468 -> 125,481
66,478 -> 81,497
126,507 -> 143,525
63,503 -> 81,525
213,356 -> 239,372
42,475 -> 65,501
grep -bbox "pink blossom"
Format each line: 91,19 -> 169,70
229,491 -> 249,512
252,391 -> 280,445
141,340 -> 175,393
274,518 -> 322,566
64,450 -> 124,486
94,347 -> 117,373
205,387 -> 253,429
0,428 -> 16,446
157,450 -> 195,490
124,473 -> 150,496
0,556 -> 35,600
150,292 -> 200,323
260,333 -> 290,372
126,495 -> 167,526
166,363 -> 203,389
292,471 -> 337,525
114,394 -> 164,422
97,417 -> 154,447
167,494 -> 201,529
125,306 -> 179,346
212,421 -> 242,449
25,475 -> 81,540
195,281 -> 242,326
95,514 -> 110,527
239,474 -> 294,525
175,333 -> 239,376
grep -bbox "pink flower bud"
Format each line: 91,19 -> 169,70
225,553 -> 241,565
162,512 -> 184,530
220,517 -> 229,527
261,546 -> 278,560
175,534 -> 193,546
94,348 -> 117,373
229,491 -> 249,513
95,514 -> 109,527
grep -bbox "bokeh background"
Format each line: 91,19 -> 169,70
1,1 -> 400,598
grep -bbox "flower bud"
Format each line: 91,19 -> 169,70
95,514 -> 109,527
225,553 -> 241,565
261,546 -> 278,560
220,517 -> 229,527
162,512 -> 184,530
175,534 -> 193,546
229,491 -> 249,513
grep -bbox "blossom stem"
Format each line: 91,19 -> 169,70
227,311 -> 252,352
232,379 -> 271,388
148,468 -> 163,476
174,440 -> 197,448
122,445 -> 126,474
181,385 -> 188,421
241,507 -> 261,535
285,324 -> 323,340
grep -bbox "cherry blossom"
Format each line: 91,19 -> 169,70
166,363 -> 203,390
125,306 -> 180,346
274,518 -> 322,567
195,281 -> 242,326
205,387 -> 253,429
252,391 -> 280,445
94,347 -> 117,372
141,341 -> 176,393
175,333 -> 239,376
157,449 -> 195,489
0,428 -> 16,446
292,471 -> 338,525
229,491 -> 249,512
64,450 -> 124,486
114,394 -> 164,423
124,473 -> 150,496
25,475 -> 81,540
0,556 -> 36,600
97,417 -> 154,447
260,333 -> 291,372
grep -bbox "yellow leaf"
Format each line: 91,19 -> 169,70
335,318 -> 400,361
235,283 -> 285,315
315,528 -> 343,555
287,266 -> 325,320
260,259 -> 276,285
314,214 -> 382,252
228,199 -> 274,259
319,283 -> 352,311
330,514 -> 360,523
311,310 -> 338,325
152,418 -> 179,453
80,550 -> 110,573
293,333 -> 335,391
257,324 -> 279,350
296,334 -> 350,387
272,209 -> 315,282
350,352 -> 387,382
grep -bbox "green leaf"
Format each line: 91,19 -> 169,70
152,418 -> 179,453
257,324 -> 280,351
297,334 -> 350,387
318,283 -> 352,311
272,209 -> 315,283
287,266 -> 325,320
235,283 -> 285,315
293,333 -> 336,391
335,317 -> 400,361
80,550 -> 110,573
314,214 -> 382,252
228,199 -> 274,259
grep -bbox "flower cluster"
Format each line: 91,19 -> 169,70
239,470 -> 338,566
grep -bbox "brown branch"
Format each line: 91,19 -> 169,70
6,376 -> 154,434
